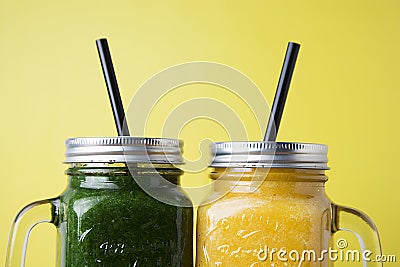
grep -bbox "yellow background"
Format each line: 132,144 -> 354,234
0,0 -> 399,266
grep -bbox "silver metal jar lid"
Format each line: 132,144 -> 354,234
210,141 -> 329,169
64,137 -> 183,164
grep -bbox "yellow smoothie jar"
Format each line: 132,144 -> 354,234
196,141 -> 382,267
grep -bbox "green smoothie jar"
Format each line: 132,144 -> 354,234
6,137 -> 193,267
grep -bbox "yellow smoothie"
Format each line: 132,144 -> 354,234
197,168 -> 331,267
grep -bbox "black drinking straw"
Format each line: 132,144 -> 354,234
263,42 -> 300,141
96,38 -> 130,136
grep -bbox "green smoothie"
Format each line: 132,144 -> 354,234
57,163 -> 193,267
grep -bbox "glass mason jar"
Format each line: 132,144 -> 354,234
196,142 -> 382,267
6,137 -> 193,267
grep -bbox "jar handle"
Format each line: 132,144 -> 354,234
331,204 -> 383,266
6,198 -> 60,267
